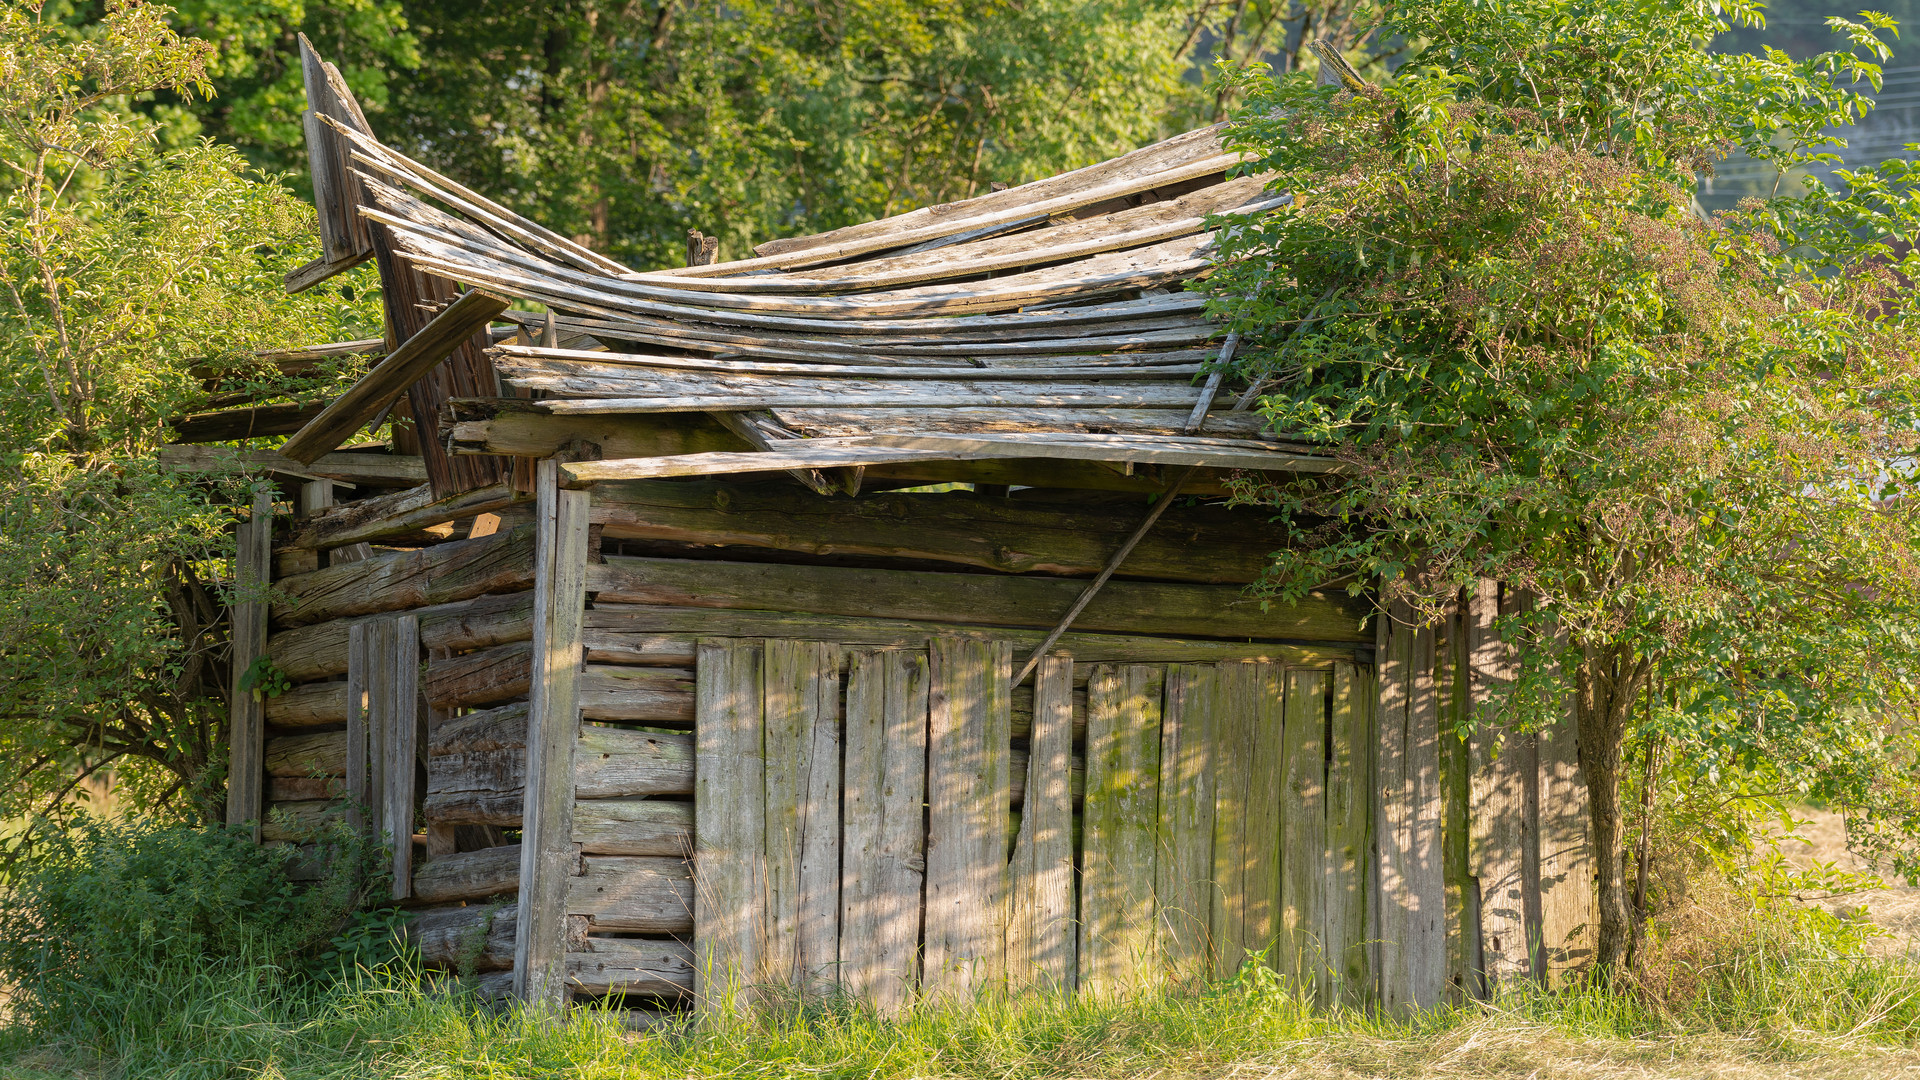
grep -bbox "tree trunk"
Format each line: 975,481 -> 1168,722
1574,642 -> 1650,977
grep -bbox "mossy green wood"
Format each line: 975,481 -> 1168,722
1079,664 -> 1165,995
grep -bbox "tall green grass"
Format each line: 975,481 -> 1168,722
5,936 -> 1916,1080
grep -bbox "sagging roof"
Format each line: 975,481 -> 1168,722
276,41 -> 1336,488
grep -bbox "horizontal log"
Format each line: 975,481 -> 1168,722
264,680 -> 348,728
571,856 -> 693,933
268,590 -> 533,682
170,402 -> 327,443
271,526 -> 533,628
413,844 -> 522,903
286,482 -> 520,551
266,731 -> 346,777
580,605 -> 1364,667
498,344 -> 1204,381
429,701 -> 529,756
268,775 -> 346,801
158,445 -> 428,486
587,556 -> 1369,644
444,397 -> 752,459
424,725 -> 694,826
425,641 -> 532,710
567,937 -> 695,998
578,666 -> 694,723
572,799 -> 693,857
408,901 -> 520,971
590,480 -> 1292,584
262,799 -> 342,841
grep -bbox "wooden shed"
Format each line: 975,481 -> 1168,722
198,42 -> 1597,1021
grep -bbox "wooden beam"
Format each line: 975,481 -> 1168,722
285,247 -> 375,294
280,288 -> 510,464
160,445 -> 427,486
513,458 -> 592,1012
226,491 -> 273,839
284,481 -> 519,551
173,402 -> 328,444
589,479 -> 1292,585
446,398 -> 751,459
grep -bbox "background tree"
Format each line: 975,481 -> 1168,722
1211,0 -> 1920,974
0,0 -> 379,827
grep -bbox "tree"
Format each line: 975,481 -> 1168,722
1211,0 -> 1920,974
0,0 -> 378,827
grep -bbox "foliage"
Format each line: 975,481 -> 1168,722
0,1 -> 381,826
1208,0 -> 1920,970
0,814 -> 398,1037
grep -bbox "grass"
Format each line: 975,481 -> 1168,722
4,941 -> 1920,1080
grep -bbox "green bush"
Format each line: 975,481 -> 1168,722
0,815 -> 399,1036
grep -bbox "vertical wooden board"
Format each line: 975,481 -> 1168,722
1008,653 -> 1077,994
1375,602 -> 1448,1015
1468,580 -> 1530,989
1440,603 -> 1478,1004
1325,663 -> 1371,1007
841,648 -> 929,1013
346,623 -> 371,831
694,640 -> 766,1010
1537,701 -> 1595,984
226,493 -> 272,837
1243,663 -> 1286,972
923,637 -> 1011,1000
1154,664 -> 1216,986
1207,660 -> 1257,980
1277,668 -> 1327,993
366,617 -> 395,842
385,614 -> 422,898
1405,618 -> 1448,1007
512,464 -> 590,1011
762,639 -> 843,990
1078,664 -> 1164,996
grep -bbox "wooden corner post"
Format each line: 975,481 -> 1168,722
226,489 -> 274,839
513,458 -> 591,1011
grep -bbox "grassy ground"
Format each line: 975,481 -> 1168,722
4,948 -> 1920,1080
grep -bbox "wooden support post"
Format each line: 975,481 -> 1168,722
226,489 -> 273,839
1469,580 -> 1531,990
279,288 -> 510,464
346,623 -> 371,831
384,614 -> 422,899
513,458 -> 591,1012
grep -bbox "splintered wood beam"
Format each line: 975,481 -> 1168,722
280,288 -> 510,464
286,248 -> 375,294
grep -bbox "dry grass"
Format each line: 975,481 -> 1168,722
1777,808 -> 1920,958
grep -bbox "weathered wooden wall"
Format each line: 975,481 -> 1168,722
237,467 -> 1591,1022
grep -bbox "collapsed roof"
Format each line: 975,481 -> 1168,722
269,39 -> 1336,493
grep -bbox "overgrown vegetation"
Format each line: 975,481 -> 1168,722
1212,0 -> 1920,973
0,1 -> 381,830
